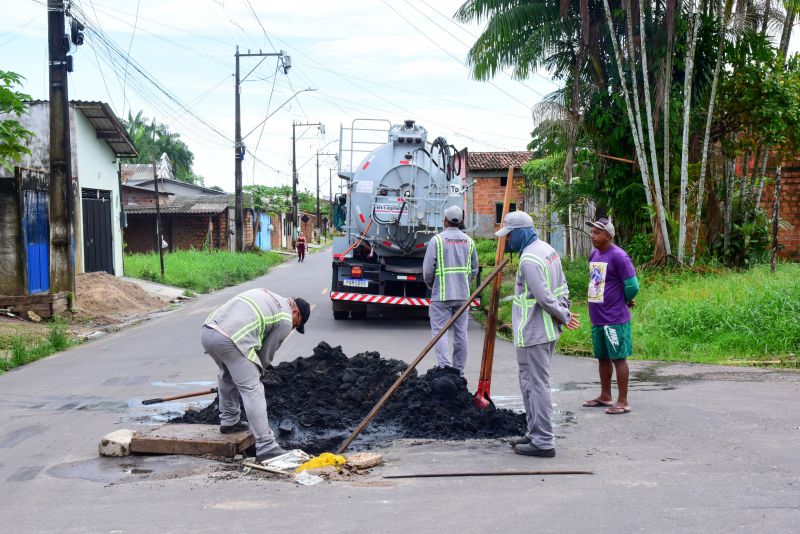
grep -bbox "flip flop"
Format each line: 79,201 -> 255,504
605,406 -> 631,415
582,399 -> 613,408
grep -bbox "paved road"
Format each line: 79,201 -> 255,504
1,247 -> 798,533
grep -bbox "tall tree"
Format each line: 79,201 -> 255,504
0,70 -> 33,171
124,110 -> 202,184
677,0 -> 702,263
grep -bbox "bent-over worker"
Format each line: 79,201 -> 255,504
496,211 -> 580,458
422,205 -> 479,373
201,289 -> 310,462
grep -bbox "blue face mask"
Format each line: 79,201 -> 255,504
506,227 -> 538,252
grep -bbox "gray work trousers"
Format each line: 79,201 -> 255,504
429,299 -> 468,371
516,341 -> 557,450
200,326 -> 277,455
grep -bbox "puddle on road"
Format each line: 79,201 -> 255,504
492,395 -> 576,427
47,455 -> 212,484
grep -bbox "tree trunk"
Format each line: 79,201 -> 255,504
663,0 -> 676,213
771,164 -> 782,272
754,150 -> 769,208
780,7 -> 795,55
602,0 -> 655,211
723,159 -> 735,262
690,0 -> 729,265
639,0 -> 672,257
677,2 -> 701,263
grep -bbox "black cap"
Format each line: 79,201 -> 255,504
293,297 -> 311,334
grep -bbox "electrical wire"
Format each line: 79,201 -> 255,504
121,0 -> 142,118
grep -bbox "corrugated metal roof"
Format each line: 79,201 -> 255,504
125,194 -> 235,215
27,100 -> 138,158
469,151 -> 533,171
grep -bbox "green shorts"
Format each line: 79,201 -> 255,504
592,322 -> 632,360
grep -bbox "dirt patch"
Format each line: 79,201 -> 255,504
75,272 -> 166,324
173,342 -> 526,453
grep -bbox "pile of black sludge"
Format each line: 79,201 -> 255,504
172,342 -> 525,452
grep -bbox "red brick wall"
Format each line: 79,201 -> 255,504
270,214 -> 282,250
761,163 -> 800,260
121,188 -> 170,206
299,213 -> 317,242
124,216 -> 158,253
472,175 -> 527,217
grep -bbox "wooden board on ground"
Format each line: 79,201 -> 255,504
130,424 -> 254,457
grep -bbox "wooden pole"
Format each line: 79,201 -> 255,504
335,258 -> 510,454
384,470 -> 594,479
474,166 -> 514,408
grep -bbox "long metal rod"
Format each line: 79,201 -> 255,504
383,470 -> 594,479
335,258 -> 510,454
141,387 -> 218,405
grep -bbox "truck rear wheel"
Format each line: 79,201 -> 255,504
350,308 -> 367,320
333,310 -> 349,320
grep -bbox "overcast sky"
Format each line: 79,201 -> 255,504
3,1 -> 797,195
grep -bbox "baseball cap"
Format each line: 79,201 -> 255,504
585,217 -> 615,239
495,210 -> 534,237
444,205 -> 464,224
293,297 -> 311,334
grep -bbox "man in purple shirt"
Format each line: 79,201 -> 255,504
582,218 -> 639,415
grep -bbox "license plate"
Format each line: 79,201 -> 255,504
343,279 -> 369,288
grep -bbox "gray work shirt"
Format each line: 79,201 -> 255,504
512,239 -> 571,347
423,227 -> 479,302
204,289 -> 293,369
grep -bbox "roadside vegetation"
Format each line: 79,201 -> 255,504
0,317 -> 72,374
472,240 -> 800,366
124,249 -> 285,293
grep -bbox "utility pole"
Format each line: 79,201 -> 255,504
291,121 -> 324,244
234,47 -> 291,252
48,0 -> 77,298
328,168 -> 333,238
152,159 -> 165,277
316,151 -> 336,242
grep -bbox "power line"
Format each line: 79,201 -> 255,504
380,0 -> 532,108
121,0 -> 142,118
415,0 -> 561,91
243,0 -> 278,53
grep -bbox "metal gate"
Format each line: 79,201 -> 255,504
22,189 -> 50,294
82,188 -> 114,274
256,212 -> 272,251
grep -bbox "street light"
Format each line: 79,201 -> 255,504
291,120 -> 325,243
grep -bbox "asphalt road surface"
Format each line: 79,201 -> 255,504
1,247 -> 798,533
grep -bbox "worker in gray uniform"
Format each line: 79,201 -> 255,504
201,289 -> 310,462
423,205 -> 479,373
496,211 -> 580,457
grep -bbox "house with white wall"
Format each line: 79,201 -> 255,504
0,100 -> 137,281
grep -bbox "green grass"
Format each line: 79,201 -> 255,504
0,318 -> 74,374
124,249 -> 285,293
473,237 -> 800,366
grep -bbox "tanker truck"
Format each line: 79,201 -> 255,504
330,119 -> 473,319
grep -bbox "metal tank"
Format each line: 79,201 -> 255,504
330,119 -> 468,319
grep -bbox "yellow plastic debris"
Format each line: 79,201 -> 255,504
295,452 -> 346,473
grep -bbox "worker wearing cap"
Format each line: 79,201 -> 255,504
423,205 -> 479,372
496,211 -> 580,457
582,217 -> 638,415
201,289 -> 311,462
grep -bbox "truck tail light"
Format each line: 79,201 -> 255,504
351,266 -> 363,278
396,275 -> 416,281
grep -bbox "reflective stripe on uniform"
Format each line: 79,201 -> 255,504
435,235 -> 474,301
514,254 -> 568,346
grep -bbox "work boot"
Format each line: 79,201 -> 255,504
256,445 -> 288,463
513,443 -> 556,458
220,420 -> 249,434
508,436 -> 531,447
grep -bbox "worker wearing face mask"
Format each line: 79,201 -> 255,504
495,211 -> 580,458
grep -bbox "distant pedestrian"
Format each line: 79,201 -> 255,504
201,289 -> 310,462
496,211 -> 580,458
581,218 -> 639,415
296,232 -> 307,262
422,206 -> 478,373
